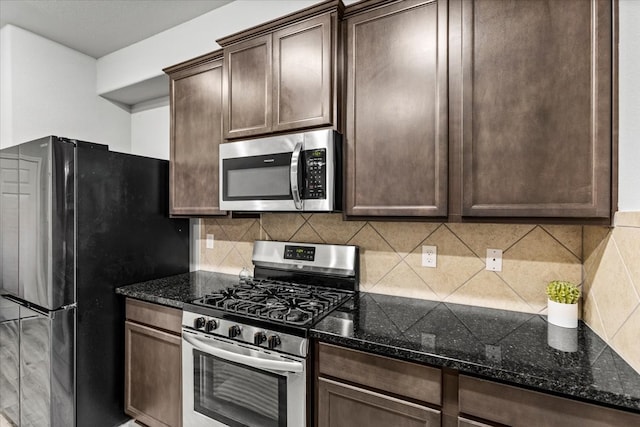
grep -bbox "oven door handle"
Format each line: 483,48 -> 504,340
183,333 -> 304,373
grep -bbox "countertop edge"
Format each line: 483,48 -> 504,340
310,329 -> 640,414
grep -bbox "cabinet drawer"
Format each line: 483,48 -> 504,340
318,343 -> 441,405
126,298 -> 182,335
459,375 -> 640,427
318,377 -> 440,427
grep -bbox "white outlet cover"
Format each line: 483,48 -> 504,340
486,248 -> 502,271
422,245 -> 437,268
206,234 -> 214,249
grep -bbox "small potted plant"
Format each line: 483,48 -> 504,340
545,280 -> 580,328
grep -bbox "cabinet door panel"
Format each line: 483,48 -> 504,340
345,0 -> 448,217
459,375 -> 640,427
318,378 -> 441,427
223,35 -> 273,139
125,320 -> 181,427
451,0 -> 611,218
273,14 -> 333,132
170,58 -> 225,216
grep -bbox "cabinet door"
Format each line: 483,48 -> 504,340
223,35 -> 273,139
125,320 -> 182,427
318,378 -> 441,427
273,13 -> 333,133
169,57 -> 226,216
449,0 -> 612,219
345,0 -> 448,217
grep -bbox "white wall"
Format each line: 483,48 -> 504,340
97,0 -> 320,95
618,0 -> 640,211
130,97 -> 170,159
0,25 -> 131,151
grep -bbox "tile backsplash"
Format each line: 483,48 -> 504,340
200,212 -> 640,373
199,214 -> 582,314
583,213 -> 640,374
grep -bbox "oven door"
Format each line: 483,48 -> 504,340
182,329 -> 306,427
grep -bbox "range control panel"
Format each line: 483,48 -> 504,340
302,149 -> 326,199
284,245 -> 316,262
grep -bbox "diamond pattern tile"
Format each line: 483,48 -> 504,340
370,221 -> 440,257
261,213 -> 306,241
500,227 -> 582,312
307,213 -> 365,244
590,238 -> 640,339
290,223 -> 324,243
215,217 -> 256,241
612,227 -> 640,297
201,220 -> 234,270
583,292 -> 607,339
446,270 -> 533,313
405,226 -> 485,299
348,224 -> 401,288
446,223 -> 534,258
542,225 -> 583,259
611,307 -> 640,374
370,261 -> 438,300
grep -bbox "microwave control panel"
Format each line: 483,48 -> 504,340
303,149 -> 326,199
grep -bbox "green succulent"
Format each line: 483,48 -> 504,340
546,280 -> 580,304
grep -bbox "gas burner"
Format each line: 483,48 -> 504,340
191,278 -> 352,326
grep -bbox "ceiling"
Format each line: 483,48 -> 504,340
0,0 -> 233,58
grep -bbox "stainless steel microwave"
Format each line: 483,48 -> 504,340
219,129 -> 342,212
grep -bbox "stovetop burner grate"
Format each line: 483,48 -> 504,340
190,278 -> 353,326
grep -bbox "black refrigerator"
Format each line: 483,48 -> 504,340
0,136 -> 189,427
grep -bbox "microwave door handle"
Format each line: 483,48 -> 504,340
183,333 -> 304,373
290,142 -> 303,210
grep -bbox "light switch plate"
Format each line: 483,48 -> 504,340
486,248 -> 502,271
422,245 -> 437,268
206,234 -> 214,249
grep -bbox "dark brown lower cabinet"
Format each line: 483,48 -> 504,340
125,299 -> 182,427
457,417 -> 492,427
318,377 -> 441,427
458,375 -> 640,427
316,343 -> 442,426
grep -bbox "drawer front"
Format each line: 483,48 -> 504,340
318,343 -> 441,405
318,377 -> 440,427
126,298 -> 182,335
459,375 -> 640,427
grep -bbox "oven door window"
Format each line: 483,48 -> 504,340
193,349 -> 287,427
223,152 -> 292,201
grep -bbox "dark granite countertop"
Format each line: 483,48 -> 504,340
115,271 -> 640,413
311,292 -> 640,413
115,270 -> 238,308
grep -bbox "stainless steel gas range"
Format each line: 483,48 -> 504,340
181,240 -> 359,427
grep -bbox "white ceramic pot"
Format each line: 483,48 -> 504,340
547,299 -> 578,328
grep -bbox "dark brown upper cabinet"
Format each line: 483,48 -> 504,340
344,0 -> 448,217
219,1 -> 342,140
448,0 -> 613,222
164,51 -> 226,217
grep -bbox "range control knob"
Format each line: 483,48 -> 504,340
267,335 -> 281,349
254,332 -> 267,345
228,325 -> 241,338
205,320 -> 218,332
194,317 -> 206,329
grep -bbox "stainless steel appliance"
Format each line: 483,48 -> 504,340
182,240 -> 359,427
219,129 -> 342,212
0,136 -> 189,427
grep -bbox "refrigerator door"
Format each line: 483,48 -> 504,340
0,145 -> 19,297
0,296 -> 20,425
17,137 -> 75,310
0,295 -> 75,427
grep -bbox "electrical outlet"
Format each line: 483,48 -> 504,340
206,234 -> 214,249
486,248 -> 502,271
422,245 -> 437,268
